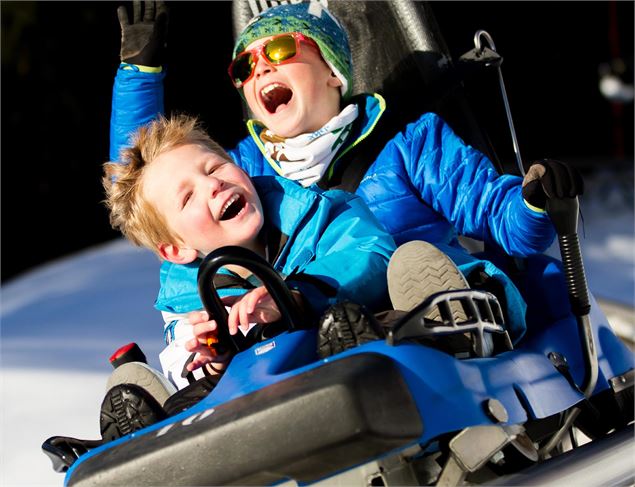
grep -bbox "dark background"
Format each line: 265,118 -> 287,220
2,1 -> 633,283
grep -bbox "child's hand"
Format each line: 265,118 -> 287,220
222,286 -> 281,335
184,310 -> 228,373
522,159 -> 584,210
117,0 -> 168,67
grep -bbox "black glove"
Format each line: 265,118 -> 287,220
521,159 -> 584,210
117,0 -> 168,67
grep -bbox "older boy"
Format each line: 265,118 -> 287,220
110,2 -> 583,342
104,113 -> 395,387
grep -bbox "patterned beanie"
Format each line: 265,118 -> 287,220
233,2 -> 353,99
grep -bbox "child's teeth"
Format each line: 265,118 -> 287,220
221,194 -> 239,217
261,84 -> 280,96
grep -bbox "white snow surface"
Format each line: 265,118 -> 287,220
1,240 -> 164,486
1,173 -> 633,486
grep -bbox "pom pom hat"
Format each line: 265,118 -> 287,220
233,2 -> 353,99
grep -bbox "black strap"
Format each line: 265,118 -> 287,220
210,225 -> 288,291
285,271 -> 337,298
319,97 -> 394,193
213,273 -> 255,290
262,223 -> 288,265
164,375 -> 222,416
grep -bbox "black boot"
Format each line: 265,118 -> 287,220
100,383 -> 168,442
317,301 -> 384,359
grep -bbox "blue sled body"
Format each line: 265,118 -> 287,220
63,254 -> 633,486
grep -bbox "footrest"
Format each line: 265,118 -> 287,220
388,289 -> 513,357
42,436 -> 103,473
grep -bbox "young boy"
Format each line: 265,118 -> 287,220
104,113 -> 395,388
110,2 -> 583,343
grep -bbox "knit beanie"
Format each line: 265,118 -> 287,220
233,2 -> 353,99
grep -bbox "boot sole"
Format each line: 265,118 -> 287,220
387,241 -> 469,321
100,384 -> 167,442
318,302 -> 383,359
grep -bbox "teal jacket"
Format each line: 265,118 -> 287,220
155,176 -> 396,319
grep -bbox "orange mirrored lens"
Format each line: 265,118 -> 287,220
264,35 -> 297,63
229,34 -> 302,88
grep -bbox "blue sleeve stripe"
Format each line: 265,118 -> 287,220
163,320 -> 178,345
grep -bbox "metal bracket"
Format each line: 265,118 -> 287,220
610,368 -> 634,394
437,424 -> 536,485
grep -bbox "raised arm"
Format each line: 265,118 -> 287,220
110,1 -> 168,161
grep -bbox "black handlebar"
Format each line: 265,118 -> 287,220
197,246 -> 304,353
546,197 -> 591,317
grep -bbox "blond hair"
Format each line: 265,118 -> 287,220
103,114 -> 230,256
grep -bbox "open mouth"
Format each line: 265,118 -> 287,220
219,194 -> 247,221
261,83 -> 293,114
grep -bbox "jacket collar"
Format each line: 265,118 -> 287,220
246,93 -> 386,184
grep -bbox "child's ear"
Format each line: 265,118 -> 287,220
158,243 -> 198,264
328,72 -> 343,88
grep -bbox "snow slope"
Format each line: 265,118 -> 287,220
1,241 -> 163,486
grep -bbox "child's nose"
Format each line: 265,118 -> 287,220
253,55 -> 275,78
207,176 -> 223,199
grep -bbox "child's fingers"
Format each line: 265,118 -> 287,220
191,320 -> 217,340
239,300 -> 252,330
227,302 -> 240,335
185,337 -> 199,352
246,287 -> 266,314
185,336 -> 215,354
187,310 -> 209,325
186,354 -> 211,372
186,356 -> 228,373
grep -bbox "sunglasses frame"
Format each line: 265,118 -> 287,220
228,32 -> 318,89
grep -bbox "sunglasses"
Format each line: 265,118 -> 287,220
228,32 -> 318,89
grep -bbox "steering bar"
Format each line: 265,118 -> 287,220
197,245 -> 304,353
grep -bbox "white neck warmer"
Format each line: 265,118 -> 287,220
260,104 -> 359,187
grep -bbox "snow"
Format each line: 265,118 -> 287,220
1,240 -> 163,486
547,169 -> 635,308
1,176 -> 633,486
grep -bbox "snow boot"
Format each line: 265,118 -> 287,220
100,383 -> 168,442
317,301 -> 385,358
101,345 -> 177,441
387,240 -> 470,321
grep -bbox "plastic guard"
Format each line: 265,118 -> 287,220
67,353 -> 422,486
